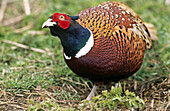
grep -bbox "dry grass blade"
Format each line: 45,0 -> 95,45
8,104 -> 27,110
60,77 -> 85,86
10,66 -> 35,70
68,84 -> 78,93
151,99 -> 154,108
165,0 -> 170,5
23,0 -> 31,15
134,78 -> 137,90
14,24 -> 32,33
2,90 -> 7,101
27,30 -> 45,35
2,40 -> 52,55
0,0 -> 7,22
2,69 -> 6,76
164,102 -> 170,111
3,15 -> 25,26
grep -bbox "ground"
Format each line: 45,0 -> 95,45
0,0 -> 169,110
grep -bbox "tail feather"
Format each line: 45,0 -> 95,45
144,22 -> 158,41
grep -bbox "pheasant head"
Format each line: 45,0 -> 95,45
42,13 -> 93,58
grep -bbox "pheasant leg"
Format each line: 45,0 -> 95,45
86,84 -> 97,101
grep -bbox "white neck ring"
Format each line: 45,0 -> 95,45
64,28 -> 94,60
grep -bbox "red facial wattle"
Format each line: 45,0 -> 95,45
53,13 -> 71,29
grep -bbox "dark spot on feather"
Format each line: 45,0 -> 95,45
137,43 -> 139,46
119,30 -> 123,38
123,33 -> 125,37
124,39 -> 126,44
132,36 -> 135,40
104,23 -> 106,26
146,42 -> 150,46
143,36 -> 146,39
126,28 -> 128,32
115,31 -> 118,37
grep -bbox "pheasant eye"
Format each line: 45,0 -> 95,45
59,15 -> 65,20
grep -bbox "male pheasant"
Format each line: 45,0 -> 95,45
42,1 -> 152,100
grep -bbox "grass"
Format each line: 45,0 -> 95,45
0,0 -> 169,110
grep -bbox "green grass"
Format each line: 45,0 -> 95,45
81,84 -> 145,110
0,0 -> 169,110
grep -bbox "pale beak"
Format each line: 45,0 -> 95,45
42,18 -> 57,28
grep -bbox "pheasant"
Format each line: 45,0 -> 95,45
42,1 -> 152,101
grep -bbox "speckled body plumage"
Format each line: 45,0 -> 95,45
42,1 -> 152,100
64,1 -> 152,82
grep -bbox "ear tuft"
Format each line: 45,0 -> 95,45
68,15 -> 79,20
